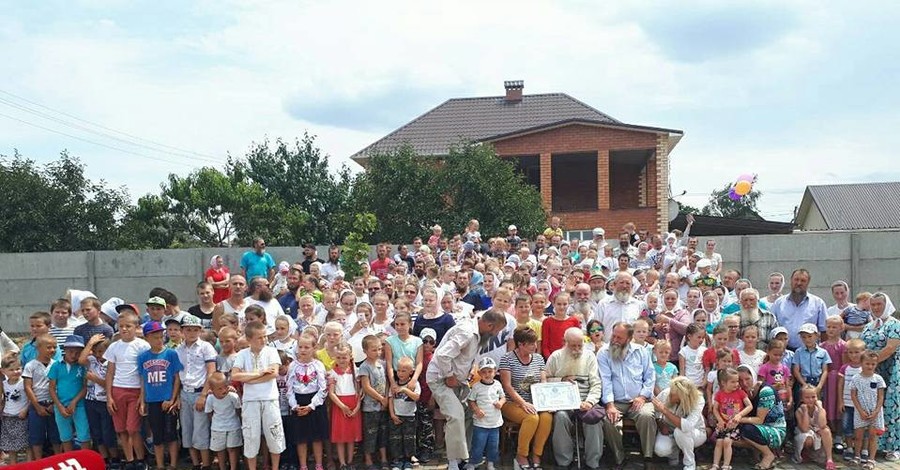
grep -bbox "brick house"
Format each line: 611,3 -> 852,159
350,81 -> 683,237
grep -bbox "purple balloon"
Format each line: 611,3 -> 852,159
729,191 -> 741,201
737,173 -> 754,183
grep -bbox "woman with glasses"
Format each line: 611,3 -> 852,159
499,327 -> 551,470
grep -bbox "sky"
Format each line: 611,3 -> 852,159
2,1 -> 899,223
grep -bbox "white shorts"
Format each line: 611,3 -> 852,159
210,429 -> 243,452
241,400 -> 285,458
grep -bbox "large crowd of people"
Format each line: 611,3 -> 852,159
1,214 -> 899,470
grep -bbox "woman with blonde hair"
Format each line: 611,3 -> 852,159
652,376 -> 707,470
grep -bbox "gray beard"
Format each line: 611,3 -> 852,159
741,308 -> 760,322
568,349 -> 583,360
478,333 -> 492,349
590,291 -> 605,303
614,290 -> 631,303
610,342 -> 626,361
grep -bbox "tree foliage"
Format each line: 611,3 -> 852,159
341,213 -> 377,280
701,184 -> 763,219
352,142 -> 546,242
0,151 -> 129,252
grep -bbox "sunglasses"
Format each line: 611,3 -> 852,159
422,339 -> 435,344
588,328 -> 603,334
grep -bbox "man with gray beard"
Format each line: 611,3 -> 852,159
598,322 -> 657,470
736,287 -> 779,350
426,309 -> 507,470
546,328 -> 604,470
568,283 -> 598,321
588,268 -> 608,305
593,272 -> 642,342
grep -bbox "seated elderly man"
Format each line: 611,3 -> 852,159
545,327 -> 604,470
598,322 -> 657,470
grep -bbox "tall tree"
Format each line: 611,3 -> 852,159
701,184 -> 763,219
231,134 -> 353,244
0,150 -> 129,252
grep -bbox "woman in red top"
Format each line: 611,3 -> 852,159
205,255 -> 230,304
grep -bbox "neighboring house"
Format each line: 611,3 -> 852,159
669,213 -> 794,236
350,81 -> 683,236
794,182 -> 900,231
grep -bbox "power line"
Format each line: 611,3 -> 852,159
0,88 -> 223,163
0,111 -> 200,168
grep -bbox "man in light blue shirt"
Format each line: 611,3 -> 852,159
240,237 -> 275,282
598,322 -> 657,469
771,269 -> 827,350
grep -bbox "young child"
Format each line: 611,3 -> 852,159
416,329 -> 437,463
389,357 -> 421,470
287,334 -> 329,470
328,343 -> 362,470
586,320 -> 605,354
317,322 -> 344,371
216,326 -> 239,380
466,357 -> 505,470
702,324 -> 740,372
679,323 -> 707,388
231,321 -> 287,470
850,351 -> 886,469
737,326 -> 766,372
770,327 -> 795,368
1,356 -> 29,463
706,349 -> 735,415
841,292 -> 872,339
49,299 -> 75,348
205,372 -> 243,470
793,385 -> 835,468
690,310 -> 711,347
276,350 -> 297,470
792,323 -> 831,405
358,335 -> 389,470
176,314 -> 218,470
837,338 -> 865,461
137,321 -> 183,470
270,315 -> 298,359
653,340 -> 678,395
821,315 -> 846,444
21,312 -> 60,366
632,318 -> 653,350
758,340 -> 793,408
540,293 -> 579,358
79,334 -> 119,467
722,315 -> 742,351
23,334 -> 61,458
105,312 -> 150,468
384,311 -> 424,390
48,334 -> 91,452
514,295 -> 542,336
711,368 -> 752,470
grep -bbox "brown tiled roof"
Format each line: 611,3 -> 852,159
803,182 -> 900,230
350,93 -> 680,162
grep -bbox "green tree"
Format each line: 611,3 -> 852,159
679,203 -> 701,215
0,150 -> 129,252
701,184 -> 762,219
231,134 -> 353,244
341,213 -> 377,280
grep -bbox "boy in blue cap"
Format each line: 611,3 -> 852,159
138,320 -> 184,470
48,334 -> 91,452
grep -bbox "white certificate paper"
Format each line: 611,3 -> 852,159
530,381 -> 582,412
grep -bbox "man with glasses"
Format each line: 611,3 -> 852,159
241,237 -> 275,283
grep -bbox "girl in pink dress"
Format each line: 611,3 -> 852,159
821,316 -> 847,442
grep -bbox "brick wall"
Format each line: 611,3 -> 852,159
492,124 -> 664,232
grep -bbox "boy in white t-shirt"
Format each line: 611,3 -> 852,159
231,321 -> 286,470
466,357 -> 505,470
205,372 -> 243,470
103,312 -> 150,468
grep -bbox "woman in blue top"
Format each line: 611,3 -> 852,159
734,364 -> 786,470
411,287 -> 455,346
860,293 -> 900,461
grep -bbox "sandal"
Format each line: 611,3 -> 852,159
709,465 -> 720,470
825,459 -> 836,470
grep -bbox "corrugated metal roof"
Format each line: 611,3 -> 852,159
349,93 -> 680,162
808,182 -> 900,230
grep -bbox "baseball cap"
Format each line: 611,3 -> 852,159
478,357 -> 497,370
146,296 -> 167,307
114,303 -> 139,315
508,225 -> 517,231
62,334 -> 86,349
143,321 -> 165,336
180,314 -> 203,328
696,259 -> 712,269
798,323 -> 818,335
420,328 -> 437,341
770,326 -> 788,338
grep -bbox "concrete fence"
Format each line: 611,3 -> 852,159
1,231 -> 899,333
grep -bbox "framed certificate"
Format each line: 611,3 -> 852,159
530,381 -> 582,412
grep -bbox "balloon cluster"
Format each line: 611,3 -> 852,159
728,173 -> 757,201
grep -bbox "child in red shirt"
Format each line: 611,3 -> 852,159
711,368 -> 752,470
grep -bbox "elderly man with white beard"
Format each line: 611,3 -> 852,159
593,272 -> 643,342
736,287 -> 779,350
568,283 -> 598,320
588,268 -> 608,303
426,309 -> 508,470
598,322 -> 657,470
545,328 -> 604,470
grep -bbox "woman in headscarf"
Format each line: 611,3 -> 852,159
764,272 -> 785,305
701,290 -> 722,333
860,293 -> 900,461
652,376 -> 706,470
733,364 -> 786,470
205,255 -> 230,304
657,288 -> 691,362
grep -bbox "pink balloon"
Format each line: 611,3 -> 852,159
737,173 -> 754,183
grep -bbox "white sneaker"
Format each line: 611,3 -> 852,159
885,451 -> 900,462
486,463 -> 495,470
448,459 -> 461,470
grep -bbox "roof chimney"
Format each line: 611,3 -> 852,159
504,80 -> 524,102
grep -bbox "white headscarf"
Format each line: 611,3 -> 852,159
209,255 -> 221,268
871,292 -> 897,325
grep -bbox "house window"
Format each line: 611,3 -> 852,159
564,230 -> 594,241
551,153 -> 597,212
609,149 -> 653,209
506,155 -> 541,192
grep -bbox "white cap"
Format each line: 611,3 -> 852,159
478,357 -> 497,370
798,323 -> 819,335
696,259 -> 712,269
593,227 -> 605,236
508,225 -> 517,231
770,326 -> 788,338
420,328 -> 437,341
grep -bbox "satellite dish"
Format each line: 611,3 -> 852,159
667,198 -> 680,222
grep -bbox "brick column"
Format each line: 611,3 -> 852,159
655,134 -> 670,235
540,153 -> 552,211
597,150 -> 610,210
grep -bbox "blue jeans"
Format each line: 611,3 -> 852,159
469,426 -> 500,464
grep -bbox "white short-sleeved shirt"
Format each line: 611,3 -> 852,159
22,359 -> 54,402
205,391 -> 242,431
391,380 -> 420,417
679,344 -> 707,388
233,346 -> 281,402
176,339 -> 218,390
104,338 -> 151,389
468,380 -> 504,429
3,378 -> 28,415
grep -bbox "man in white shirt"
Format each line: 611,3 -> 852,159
593,272 -> 642,342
